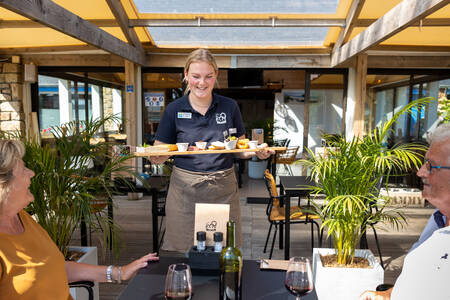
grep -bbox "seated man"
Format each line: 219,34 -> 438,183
360,123 -> 450,300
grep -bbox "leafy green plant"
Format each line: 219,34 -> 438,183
20,116 -> 144,258
438,96 -> 450,124
300,97 -> 433,265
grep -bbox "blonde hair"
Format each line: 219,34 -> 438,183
0,140 -> 25,199
183,49 -> 218,95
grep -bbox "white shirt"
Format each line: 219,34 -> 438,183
391,226 -> 450,300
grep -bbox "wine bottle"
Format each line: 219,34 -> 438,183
219,221 -> 242,300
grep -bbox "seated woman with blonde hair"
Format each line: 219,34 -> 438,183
0,139 -> 158,299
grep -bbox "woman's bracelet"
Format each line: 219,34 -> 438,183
106,265 -> 113,283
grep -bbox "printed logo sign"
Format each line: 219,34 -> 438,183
216,112 -> 226,124
206,220 -> 217,232
177,112 -> 192,119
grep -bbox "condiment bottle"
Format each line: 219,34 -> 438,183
214,232 -> 223,252
196,231 -> 206,251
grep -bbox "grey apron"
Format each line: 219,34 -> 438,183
162,166 -> 242,252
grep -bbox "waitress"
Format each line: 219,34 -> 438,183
150,49 -> 273,252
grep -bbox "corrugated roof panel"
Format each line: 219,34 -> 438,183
147,27 -> 329,47
134,0 -> 340,14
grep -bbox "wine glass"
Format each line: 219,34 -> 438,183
165,263 -> 193,300
285,257 -> 314,300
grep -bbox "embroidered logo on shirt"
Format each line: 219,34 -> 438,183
177,112 -> 192,119
441,253 -> 448,259
216,112 -> 226,124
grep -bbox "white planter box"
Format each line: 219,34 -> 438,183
312,248 -> 384,300
69,246 -> 99,300
380,188 -> 425,207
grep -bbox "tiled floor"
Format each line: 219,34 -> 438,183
81,174 -> 432,299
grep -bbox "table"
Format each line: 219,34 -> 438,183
279,176 -> 317,260
118,256 -> 318,300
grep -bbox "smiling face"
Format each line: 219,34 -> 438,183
7,159 -> 35,210
184,61 -> 217,103
417,138 -> 450,216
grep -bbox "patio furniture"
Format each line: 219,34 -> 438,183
279,175 -> 322,260
276,146 -> 299,176
263,170 -> 321,259
69,281 -> 94,300
118,256 -> 318,300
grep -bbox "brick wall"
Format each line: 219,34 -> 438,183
0,61 -> 24,134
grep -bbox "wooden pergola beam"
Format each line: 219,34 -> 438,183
0,0 -> 146,65
331,0 -> 450,67
0,19 -> 118,28
105,0 -> 143,50
333,0 -> 365,53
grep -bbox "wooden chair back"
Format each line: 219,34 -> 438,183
276,146 -> 299,164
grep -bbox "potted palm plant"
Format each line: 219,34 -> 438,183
23,115 -> 143,257
15,116 -> 145,300
300,97 -> 433,300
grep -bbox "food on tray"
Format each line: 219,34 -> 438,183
195,141 -> 207,150
208,141 -> 225,150
257,143 -> 268,149
225,136 -> 237,142
176,142 -> 189,152
146,144 -> 178,152
224,139 -> 237,150
237,138 -> 250,149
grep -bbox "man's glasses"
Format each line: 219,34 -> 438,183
424,159 -> 450,174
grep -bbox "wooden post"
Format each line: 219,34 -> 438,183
125,60 -> 137,147
352,54 -> 367,137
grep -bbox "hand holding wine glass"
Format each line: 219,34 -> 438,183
285,257 -> 314,300
165,263 -> 193,300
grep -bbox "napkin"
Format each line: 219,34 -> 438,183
259,259 -> 289,270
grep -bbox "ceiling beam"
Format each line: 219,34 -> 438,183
130,18 -> 345,27
0,19 -> 118,28
0,0 -> 146,65
331,0 -> 450,67
332,0 -> 365,52
105,0 -> 143,51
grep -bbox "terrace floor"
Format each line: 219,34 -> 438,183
78,173 -> 432,300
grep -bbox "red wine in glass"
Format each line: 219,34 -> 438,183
285,257 -> 314,300
165,291 -> 192,300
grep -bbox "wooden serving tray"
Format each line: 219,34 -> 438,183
134,146 -> 286,157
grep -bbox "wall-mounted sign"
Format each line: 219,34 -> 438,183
126,85 -> 134,93
144,92 -> 165,108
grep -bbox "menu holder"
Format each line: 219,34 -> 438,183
259,259 -> 289,270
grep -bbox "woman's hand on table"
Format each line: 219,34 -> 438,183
121,253 -> 159,281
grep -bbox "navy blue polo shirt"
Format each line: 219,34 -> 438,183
155,93 -> 245,172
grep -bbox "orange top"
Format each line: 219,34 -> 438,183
0,210 -> 72,300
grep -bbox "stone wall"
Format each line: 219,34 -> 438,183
0,61 -> 24,134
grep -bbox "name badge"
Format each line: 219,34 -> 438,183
177,112 -> 192,119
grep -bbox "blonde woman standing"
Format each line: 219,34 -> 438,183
151,49 -> 273,252
0,140 -> 159,299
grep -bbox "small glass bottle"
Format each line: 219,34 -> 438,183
196,231 -> 206,251
214,232 -> 223,253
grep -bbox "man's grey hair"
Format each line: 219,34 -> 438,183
430,123 -> 450,144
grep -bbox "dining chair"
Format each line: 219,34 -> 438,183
69,280 -> 94,300
276,146 -> 299,176
360,178 -> 386,270
262,169 -> 321,259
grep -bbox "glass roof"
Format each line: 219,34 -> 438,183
134,0 -> 340,14
148,27 -> 329,47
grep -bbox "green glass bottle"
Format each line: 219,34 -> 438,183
219,220 -> 242,300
